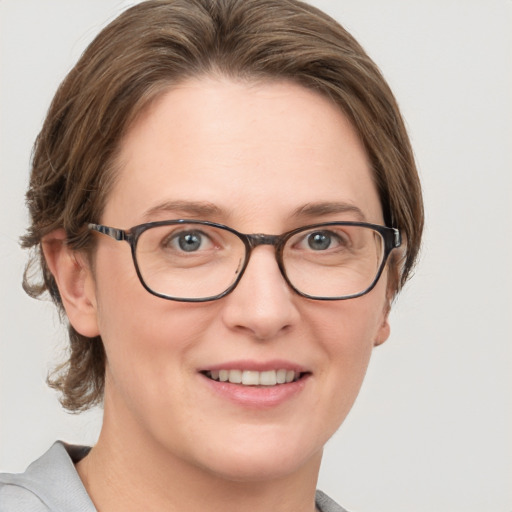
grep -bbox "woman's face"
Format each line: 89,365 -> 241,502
82,78 -> 391,481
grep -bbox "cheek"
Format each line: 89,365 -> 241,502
307,288 -> 388,408
92,247 -> 213,394
322,307 -> 375,393
309,289 -> 385,358
96,289 -> 223,440
96,284 -> 211,377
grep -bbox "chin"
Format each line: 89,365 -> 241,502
189,427 -> 326,483
201,450 -> 320,483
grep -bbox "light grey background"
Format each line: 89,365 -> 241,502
1,1 -> 511,511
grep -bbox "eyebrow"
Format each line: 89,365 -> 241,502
292,201 -> 367,222
142,200 -> 225,221
141,199 -> 367,224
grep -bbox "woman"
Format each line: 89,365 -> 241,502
0,0 -> 423,511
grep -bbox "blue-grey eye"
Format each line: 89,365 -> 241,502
307,231 -> 333,250
178,231 -> 203,252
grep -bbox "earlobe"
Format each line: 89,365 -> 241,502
374,318 -> 390,346
374,306 -> 391,347
42,229 -> 100,338
375,269 -> 397,347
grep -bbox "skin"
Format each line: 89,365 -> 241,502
44,77 -> 391,512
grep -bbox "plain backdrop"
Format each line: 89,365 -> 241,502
1,1 -> 511,511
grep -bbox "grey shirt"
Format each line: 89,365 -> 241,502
0,442 -> 348,512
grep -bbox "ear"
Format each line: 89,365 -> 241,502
42,229 -> 100,338
374,253 -> 401,347
374,312 -> 390,347
373,293 -> 392,347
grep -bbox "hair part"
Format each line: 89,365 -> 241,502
22,0 -> 423,411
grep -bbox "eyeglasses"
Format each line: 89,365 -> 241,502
88,220 -> 401,302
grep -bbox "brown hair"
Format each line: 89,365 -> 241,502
22,0 -> 423,411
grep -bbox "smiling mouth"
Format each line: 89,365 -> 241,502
202,369 -> 307,387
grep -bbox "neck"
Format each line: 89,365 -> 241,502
77,402 -> 322,512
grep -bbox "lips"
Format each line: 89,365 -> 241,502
203,369 -> 301,386
199,362 -> 310,408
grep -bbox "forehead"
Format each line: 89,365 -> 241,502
106,77 -> 382,229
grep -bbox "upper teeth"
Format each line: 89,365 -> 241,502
206,369 -> 298,386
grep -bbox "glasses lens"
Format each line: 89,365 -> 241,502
135,223 -> 246,300
282,224 -> 385,299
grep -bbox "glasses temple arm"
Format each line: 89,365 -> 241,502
88,223 -> 127,241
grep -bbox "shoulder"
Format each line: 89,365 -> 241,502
0,442 -> 94,512
0,479 -> 48,511
315,490 -> 351,512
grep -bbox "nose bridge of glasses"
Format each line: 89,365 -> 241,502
239,233 -> 288,293
246,233 -> 282,249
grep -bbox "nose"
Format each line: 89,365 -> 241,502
220,246 -> 300,341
